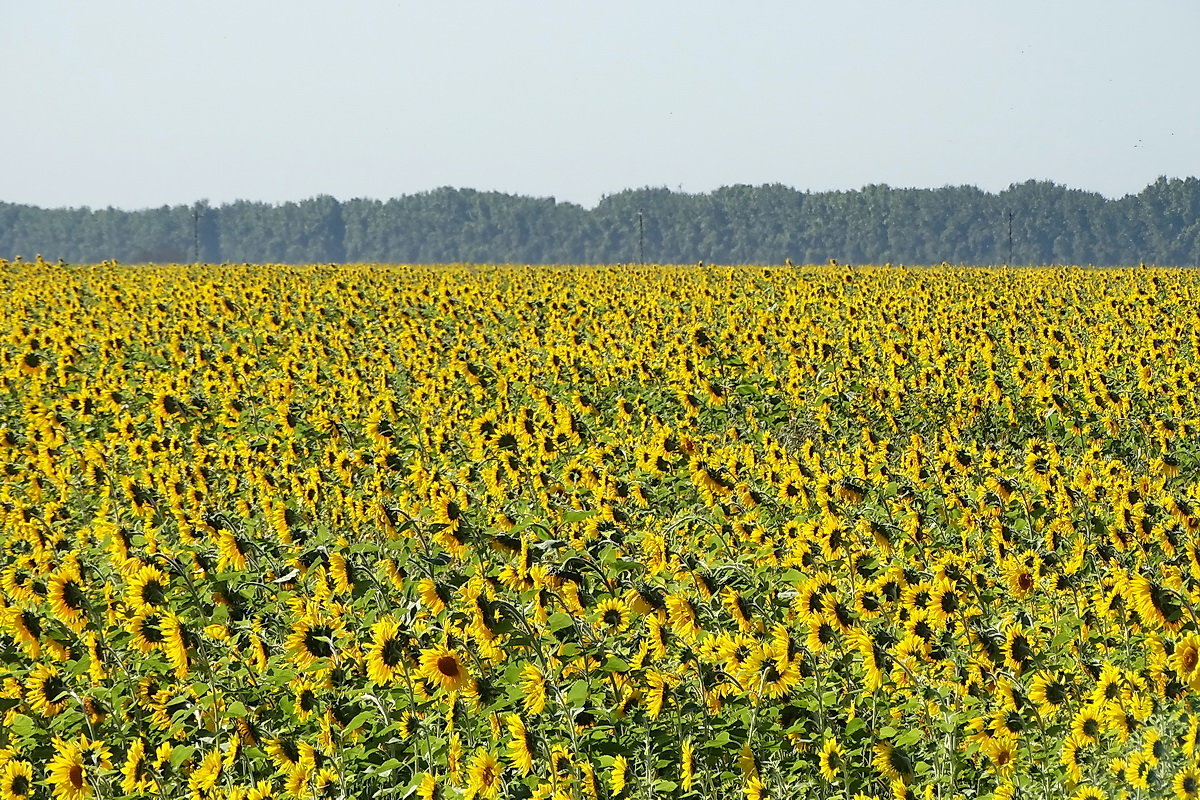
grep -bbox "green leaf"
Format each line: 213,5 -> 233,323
878,726 -> 898,739
345,710 -> 375,734
547,612 -> 575,632
844,718 -> 867,737
602,656 -> 630,672
895,730 -> 922,748
171,745 -> 196,769
371,758 -> 403,778
226,701 -> 248,717
9,714 -> 35,738
565,680 -> 589,707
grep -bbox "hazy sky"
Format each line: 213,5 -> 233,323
4,1 -> 1198,210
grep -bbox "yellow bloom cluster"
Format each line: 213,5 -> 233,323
1,259 -> 1199,799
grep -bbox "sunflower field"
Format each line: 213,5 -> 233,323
4,259 -> 1200,800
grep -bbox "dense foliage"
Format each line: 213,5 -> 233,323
4,260 -> 1200,800
2,177 -> 1200,266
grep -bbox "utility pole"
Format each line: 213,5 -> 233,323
637,211 -> 645,265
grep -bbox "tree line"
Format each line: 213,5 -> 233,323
2,177 -> 1198,266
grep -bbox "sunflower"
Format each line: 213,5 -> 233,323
593,598 -> 631,634
365,616 -> 409,685
1131,574 -> 1184,630
805,614 -> 840,655
680,737 -> 695,792
644,670 -> 671,718
418,647 -> 471,694
1175,765 -> 1200,800
665,593 -> 701,640
120,740 -> 153,796
1002,623 -> 1035,673
125,564 -> 169,613
416,773 -> 445,800
47,737 -> 111,800
313,767 -> 339,797
188,749 -> 224,793
504,714 -> 535,776
1029,670 -> 1072,718
47,568 -> 89,633
286,617 -> 337,670
417,579 -> 452,616
265,738 -> 304,775
26,663 -> 70,717
464,749 -> 502,800
518,662 -> 547,714
3,607 -> 41,658
744,777 -> 774,800
216,529 -> 252,573
873,741 -> 913,785
609,754 -> 629,797
293,680 -> 321,722
161,612 -> 191,679
248,780 -> 277,800
1071,705 -> 1103,744
0,759 -> 33,800
1174,635 -> 1200,689
743,639 -> 800,701
818,739 -> 843,782
982,734 -> 1018,778
850,629 -> 889,692
128,612 -> 167,653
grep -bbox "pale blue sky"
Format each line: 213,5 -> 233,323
3,1 -> 1197,210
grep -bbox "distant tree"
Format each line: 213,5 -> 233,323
3,179 -> 1199,266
